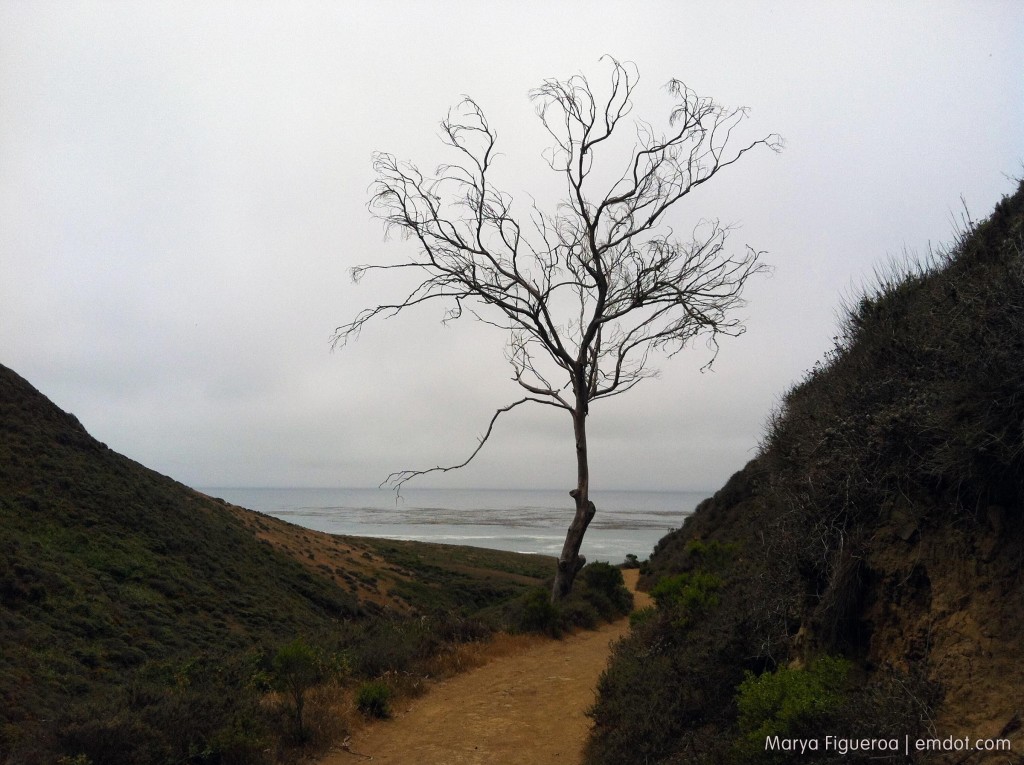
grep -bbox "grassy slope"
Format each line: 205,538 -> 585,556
587,181 -> 1024,764
0,364 -> 553,761
218,504 -> 553,617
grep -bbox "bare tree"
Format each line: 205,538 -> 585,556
334,57 -> 781,600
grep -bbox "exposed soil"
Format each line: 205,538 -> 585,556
321,570 -> 650,765
860,516 -> 1024,762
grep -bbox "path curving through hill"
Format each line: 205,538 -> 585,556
322,569 -> 649,765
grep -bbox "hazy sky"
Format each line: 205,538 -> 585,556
2,1 -> 1022,493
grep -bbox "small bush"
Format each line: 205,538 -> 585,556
581,561 -> 624,593
587,624 -> 744,765
559,599 -> 599,630
587,638 -> 680,764
580,562 -> 634,619
58,711 -> 166,765
684,539 -> 739,572
272,638 -> 324,741
355,681 -> 391,719
517,588 -> 563,636
628,606 -> 656,628
650,571 -> 722,628
735,655 -> 852,759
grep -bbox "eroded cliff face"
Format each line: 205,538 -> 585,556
858,506 -> 1023,752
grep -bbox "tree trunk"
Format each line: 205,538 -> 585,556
552,407 -> 595,601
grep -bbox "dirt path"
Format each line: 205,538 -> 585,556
323,570 -> 649,765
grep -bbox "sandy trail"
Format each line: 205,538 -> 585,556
323,570 -> 649,765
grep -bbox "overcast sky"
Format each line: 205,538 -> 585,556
1,1 -> 1021,493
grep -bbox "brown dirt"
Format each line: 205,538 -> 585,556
321,570 -> 651,765
861,517 -> 1024,762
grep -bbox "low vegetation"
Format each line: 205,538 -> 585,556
587,180 -> 1024,763
734,656 -> 852,759
355,681 -> 393,719
493,561 -> 634,637
0,363 -> 633,764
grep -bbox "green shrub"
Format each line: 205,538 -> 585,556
517,588 -> 563,636
684,539 -> 739,571
581,561 -> 624,593
650,571 -> 722,628
559,599 -> 599,630
349,617 -> 440,676
628,606 -> 656,628
580,562 -> 634,619
356,681 -> 392,719
54,652 -> 273,765
498,572 -> 634,636
58,710 -> 166,765
586,635 -> 681,765
735,656 -> 852,759
587,622 -> 746,765
272,638 -> 323,741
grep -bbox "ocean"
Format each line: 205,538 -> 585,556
201,487 -> 706,562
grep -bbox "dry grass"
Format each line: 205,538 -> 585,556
300,681 -> 359,750
430,632 -> 548,676
261,630 -> 555,761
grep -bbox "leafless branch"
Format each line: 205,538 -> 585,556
381,396 -> 570,491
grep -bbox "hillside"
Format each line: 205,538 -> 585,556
0,364 -> 554,764
587,181 -> 1024,764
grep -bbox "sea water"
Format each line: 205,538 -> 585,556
200,487 -> 706,562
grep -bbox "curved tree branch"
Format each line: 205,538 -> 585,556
381,396 -> 571,492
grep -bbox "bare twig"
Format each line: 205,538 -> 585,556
381,396 -> 570,492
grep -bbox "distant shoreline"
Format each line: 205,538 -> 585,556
201,485 -> 704,561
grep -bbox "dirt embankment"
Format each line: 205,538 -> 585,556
321,570 -> 650,765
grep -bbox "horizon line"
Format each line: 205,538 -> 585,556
196,484 -> 715,495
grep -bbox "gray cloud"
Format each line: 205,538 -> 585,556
2,1 -> 1022,492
